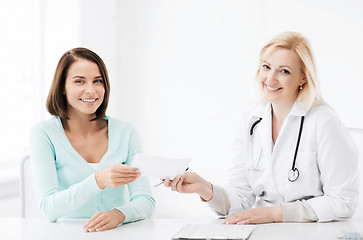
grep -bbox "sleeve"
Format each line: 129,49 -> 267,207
306,114 -> 359,222
282,200 -> 318,222
29,124 -> 102,222
116,129 -> 155,223
222,114 -> 256,215
205,184 -> 231,216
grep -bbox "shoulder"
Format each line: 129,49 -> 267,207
234,103 -> 266,135
107,116 -> 138,140
307,104 -> 340,124
106,117 -> 141,149
306,104 -> 349,136
30,117 -> 62,136
107,116 -> 135,132
243,103 -> 266,123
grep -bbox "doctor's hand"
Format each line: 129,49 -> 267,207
95,164 -> 140,189
223,206 -> 282,225
83,209 -> 125,232
163,172 -> 214,201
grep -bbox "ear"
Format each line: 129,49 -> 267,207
301,76 -> 307,85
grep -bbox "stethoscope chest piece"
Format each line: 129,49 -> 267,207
288,168 -> 299,182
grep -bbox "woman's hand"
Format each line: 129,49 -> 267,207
95,164 -> 140,189
223,206 -> 282,225
83,209 -> 125,232
163,172 -> 214,201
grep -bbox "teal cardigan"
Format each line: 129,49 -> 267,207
29,116 -> 155,222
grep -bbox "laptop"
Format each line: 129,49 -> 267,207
172,223 -> 256,240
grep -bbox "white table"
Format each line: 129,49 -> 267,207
0,217 -> 362,240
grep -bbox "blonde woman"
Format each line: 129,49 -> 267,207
164,32 -> 359,224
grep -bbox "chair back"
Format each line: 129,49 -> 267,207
19,155 -> 42,218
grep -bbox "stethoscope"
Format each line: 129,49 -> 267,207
249,116 -> 305,182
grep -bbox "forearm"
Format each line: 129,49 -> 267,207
282,200 -> 318,222
311,114 -> 359,222
307,193 -> 358,222
39,174 -> 102,222
204,184 -> 231,216
116,195 -> 155,224
118,176 -> 155,224
197,180 -> 214,202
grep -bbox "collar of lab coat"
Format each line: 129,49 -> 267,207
251,100 -> 308,119
288,101 -> 308,117
250,101 -> 308,156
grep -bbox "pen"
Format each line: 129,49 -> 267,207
153,167 -> 189,187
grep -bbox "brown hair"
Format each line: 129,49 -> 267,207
46,47 -> 110,120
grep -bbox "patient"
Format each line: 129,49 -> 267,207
29,47 -> 155,232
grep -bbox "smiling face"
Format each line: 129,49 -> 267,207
64,59 -> 105,118
258,47 -> 306,106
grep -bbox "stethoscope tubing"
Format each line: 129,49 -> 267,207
250,118 -> 262,136
292,116 -> 305,171
250,116 -> 305,182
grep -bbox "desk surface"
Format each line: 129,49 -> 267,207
0,217 -> 362,240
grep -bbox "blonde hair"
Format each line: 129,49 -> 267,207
257,32 -> 322,110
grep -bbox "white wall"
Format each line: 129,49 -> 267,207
107,1 -> 263,181
35,0 -> 363,184
107,1 -> 363,182
1,0 -> 362,218
30,0 -> 363,217
39,0 -> 82,120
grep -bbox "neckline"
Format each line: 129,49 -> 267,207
88,162 -> 100,171
56,116 -> 111,170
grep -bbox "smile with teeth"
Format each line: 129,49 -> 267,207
80,98 -> 97,103
265,83 -> 282,91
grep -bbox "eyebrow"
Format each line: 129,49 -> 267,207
279,65 -> 292,70
72,76 -> 103,79
262,61 -> 292,70
72,76 -> 86,79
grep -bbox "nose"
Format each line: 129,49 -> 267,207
85,82 -> 95,94
266,70 -> 276,81
265,70 -> 277,83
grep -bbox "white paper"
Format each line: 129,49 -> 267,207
132,153 -> 192,179
172,224 -> 256,240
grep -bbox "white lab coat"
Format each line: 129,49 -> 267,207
225,101 -> 359,222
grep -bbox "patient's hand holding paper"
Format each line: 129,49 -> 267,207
132,153 -> 192,180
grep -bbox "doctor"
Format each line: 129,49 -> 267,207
164,32 -> 359,223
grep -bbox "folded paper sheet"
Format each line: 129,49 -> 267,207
132,153 -> 192,180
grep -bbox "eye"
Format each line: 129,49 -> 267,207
94,78 -> 103,84
281,69 -> 290,74
74,80 -> 84,84
262,64 -> 270,70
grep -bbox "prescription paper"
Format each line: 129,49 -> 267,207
132,153 -> 192,180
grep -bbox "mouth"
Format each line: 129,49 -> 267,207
264,83 -> 282,92
80,98 -> 97,103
